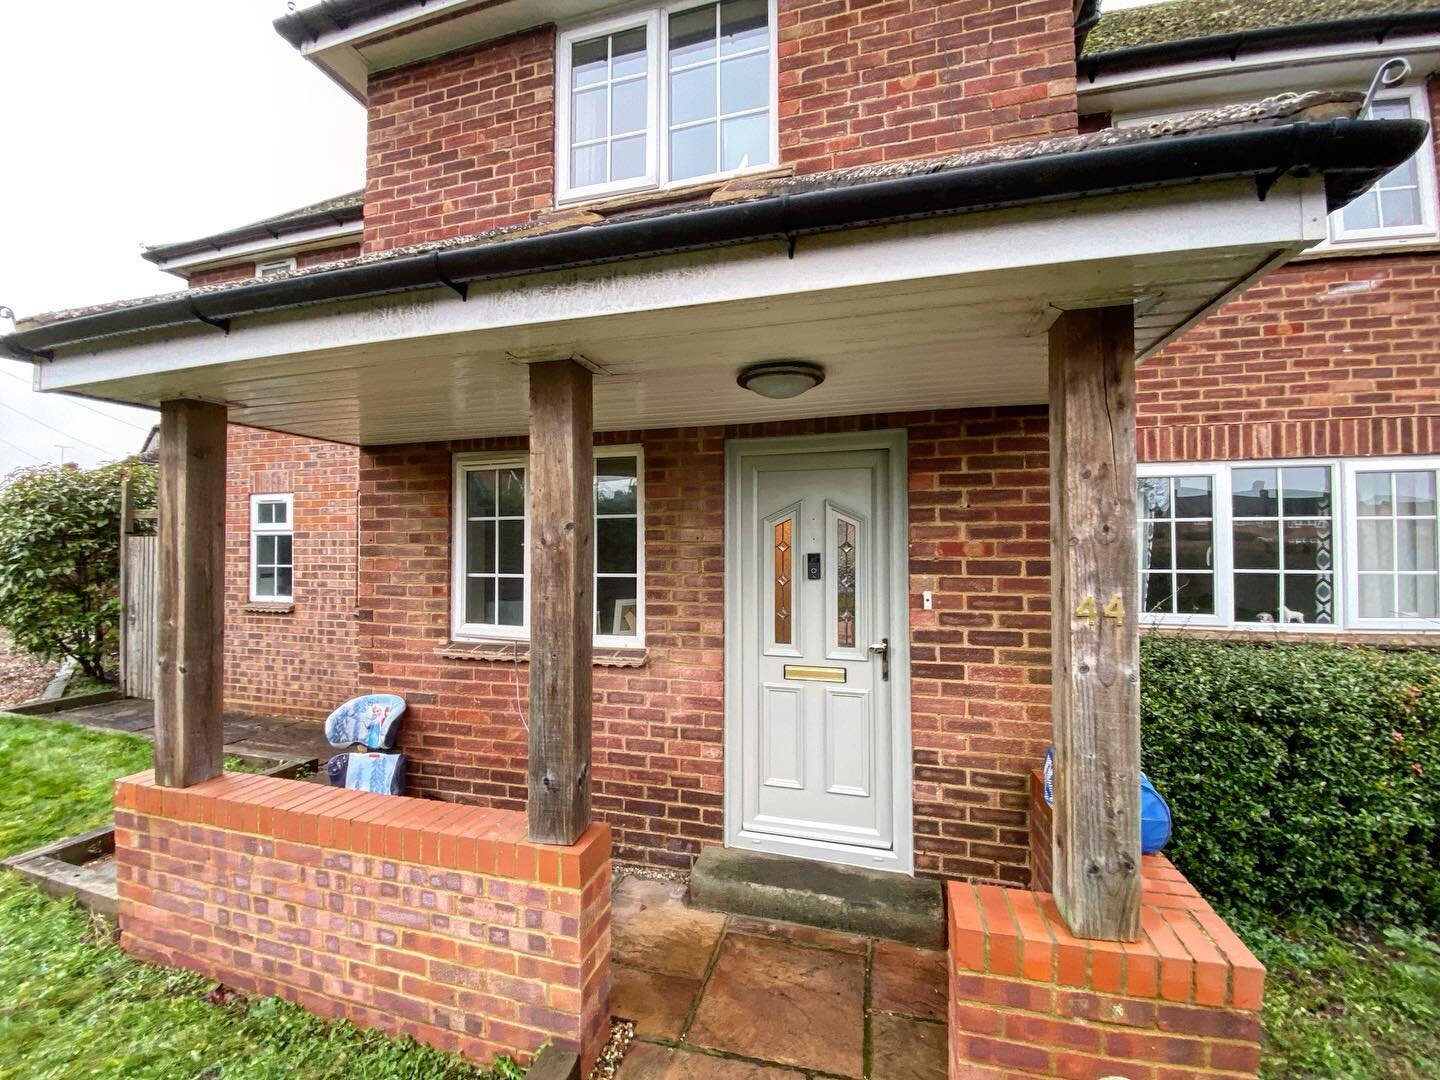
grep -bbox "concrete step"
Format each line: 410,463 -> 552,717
688,847 -> 945,948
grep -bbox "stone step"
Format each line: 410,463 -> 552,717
688,847 -> 945,948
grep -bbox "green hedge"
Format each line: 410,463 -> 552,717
1140,637 -> 1440,925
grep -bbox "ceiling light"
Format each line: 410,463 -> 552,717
736,360 -> 825,400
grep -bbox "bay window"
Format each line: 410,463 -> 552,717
1139,458 -> 1440,632
452,449 -> 644,644
557,1 -> 776,202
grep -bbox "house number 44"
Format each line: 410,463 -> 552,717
1074,595 -> 1124,623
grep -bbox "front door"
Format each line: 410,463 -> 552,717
725,434 -> 910,872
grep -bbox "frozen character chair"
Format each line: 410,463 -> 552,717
324,693 -> 407,795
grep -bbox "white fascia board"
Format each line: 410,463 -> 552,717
1080,34 -> 1440,115
35,176 -> 1328,394
152,221 -> 364,276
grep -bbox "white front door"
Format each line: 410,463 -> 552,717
725,433 -> 911,873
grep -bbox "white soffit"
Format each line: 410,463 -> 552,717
35,177 -> 1329,445
1080,35 -> 1440,116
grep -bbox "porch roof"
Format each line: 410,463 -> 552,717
7,93 -> 1425,446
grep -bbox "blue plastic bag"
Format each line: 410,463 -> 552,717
1043,746 -> 1172,854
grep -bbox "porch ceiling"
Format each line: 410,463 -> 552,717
34,177 -> 1327,445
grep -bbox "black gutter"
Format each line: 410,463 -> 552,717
273,0 -> 446,48
143,199 -> 365,264
1082,12 -> 1440,82
2,118 -> 1424,362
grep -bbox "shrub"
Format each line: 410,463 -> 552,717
0,460 -> 156,681
1141,636 -> 1440,926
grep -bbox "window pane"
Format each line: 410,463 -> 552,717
1398,519 -> 1437,571
1174,476 -> 1212,518
573,86 -> 607,144
720,0 -> 768,54
1234,574 -> 1280,623
1356,472 -> 1392,516
497,577 -> 525,626
467,469 -> 496,517
1359,573 -> 1390,618
721,112 -> 768,171
498,519 -> 525,574
611,78 -> 646,135
1396,471 -> 1437,516
1232,468 -> 1277,517
256,567 -> 276,597
596,457 -> 638,513
276,567 -> 293,597
1174,521 -> 1211,570
573,37 -> 608,87
1358,519 -> 1393,571
257,535 -> 275,563
1142,521 -> 1173,571
466,577 -> 495,625
597,576 -> 639,637
1281,466 -> 1330,517
1342,190 -> 1381,231
611,135 -> 646,181
1380,185 -> 1422,229
598,517 -> 638,573
719,53 -> 767,113
1138,477 -> 1170,519
1233,521 -> 1279,569
1398,574 -> 1439,618
497,468 -> 526,516
276,534 -> 293,565
1143,573 -> 1174,615
671,64 -> 715,126
672,121 -> 717,179
1282,519 -> 1331,572
1174,573 -> 1215,615
1284,574 -> 1333,625
573,143 -> 607,188
670,4 -> 717,67
467,520 -> 496,574
611,27 -> 648,78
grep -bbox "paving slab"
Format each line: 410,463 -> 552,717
725,913 -> 869,954
686,932 -> 866,1077
609,963 -> 702,1040
616,1043 -> 802,1079
869,1013 -> 948,1080
612,877 -> 727,979
870,939 -> 950,1022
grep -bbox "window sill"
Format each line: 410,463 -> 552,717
556,165 -> 794,218
435,641 -> 649,667
242,601 -> 294,614
1296,236 -> 1440,262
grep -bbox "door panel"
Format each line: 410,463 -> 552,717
738,449 -> 894,852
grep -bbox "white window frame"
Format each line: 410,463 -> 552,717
555,0 -> 780,204
1342,456 -> 1440,631
249,493 -> 294,603
255,256 -> 298,278
451,447 -> 646,646
1140,457 -> 1440,633
1325,85 -> 1440,249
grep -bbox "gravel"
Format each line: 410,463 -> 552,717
0,633 -> 58,709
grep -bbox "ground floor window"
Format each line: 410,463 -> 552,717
452,449 -> 643,644
249,493 -> 293,602
1138,457 -> 1439,632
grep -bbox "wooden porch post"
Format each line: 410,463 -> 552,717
1047,305 -> 1142,942
153,399 -> 227,788
526,360 -> 594,845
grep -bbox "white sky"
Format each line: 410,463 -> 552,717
0,0 -> 365,475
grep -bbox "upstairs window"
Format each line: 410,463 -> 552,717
557,1 -> 775,202
250,494 -> 294,602
256,257 -> 297,278
1328,87 -> 1439,247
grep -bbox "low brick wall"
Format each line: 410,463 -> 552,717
114,772 -> 611,1072
946,772 -> 1266,1078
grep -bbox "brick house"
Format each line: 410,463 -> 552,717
4,0 -> 1436,1074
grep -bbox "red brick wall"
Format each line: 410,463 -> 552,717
364,29 -> 556,253
1138,254 -> 1440,463
186,243 -> 364,287
114,771 -> 612,1072
778,0 -> 1078,173
356,408 -> 1050,883
225,426 -> 361,719
359,1 -> 1079,250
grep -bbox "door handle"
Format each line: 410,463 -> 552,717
868,638 -> 889,681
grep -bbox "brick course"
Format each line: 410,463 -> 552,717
114,771 -> 612,1072
224,426 -> 361,719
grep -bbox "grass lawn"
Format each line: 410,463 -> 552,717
0,712 -> 520,1079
